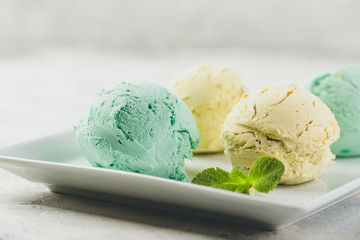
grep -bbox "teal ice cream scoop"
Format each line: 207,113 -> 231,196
75,82 -> 200,181
307,66 -> 360,157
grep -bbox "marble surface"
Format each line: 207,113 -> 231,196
1,48 -> 360,239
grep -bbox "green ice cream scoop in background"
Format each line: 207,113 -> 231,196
75,82 -> 200,181
307,66 -> 360,157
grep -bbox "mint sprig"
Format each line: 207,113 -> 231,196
191,156 -> 284,194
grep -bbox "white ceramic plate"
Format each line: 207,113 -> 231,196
0,131 -> 359,230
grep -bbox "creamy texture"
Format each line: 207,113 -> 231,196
307,66 -> 360,157
75,82 -> 200,181
171,65 -> 244,153
222,84 -> 340,185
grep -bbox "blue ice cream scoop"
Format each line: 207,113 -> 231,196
307,66 -> 360,157
75,82 -> 200,181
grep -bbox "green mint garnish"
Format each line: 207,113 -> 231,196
191,168 -> 252,194
249,156 -> 285,193
191,156 -> 284,194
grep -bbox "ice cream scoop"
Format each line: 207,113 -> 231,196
222,84 -> 340,185
307,66 -> 360,157
75,82 -> 200,181
171,65 -> 244,153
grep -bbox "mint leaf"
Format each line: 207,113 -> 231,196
191,167 -> 252,193
191,156 -> 284,195
249,156 -> 284,193
228,169 -> 252,194
191,167 -> 230,186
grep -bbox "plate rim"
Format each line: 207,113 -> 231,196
0,154 -> 304,211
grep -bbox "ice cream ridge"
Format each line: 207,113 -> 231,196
171,65 -> 244,153
307,66 -> 360,157
222,84 -> 340,185
75,82 -> 200,181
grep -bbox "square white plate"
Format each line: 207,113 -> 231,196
0,130 -> 359,230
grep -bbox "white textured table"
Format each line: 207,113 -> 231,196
1,48 -> 360,240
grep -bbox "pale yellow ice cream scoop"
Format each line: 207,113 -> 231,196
171,65 -> 244,153
222,84 -> 340,185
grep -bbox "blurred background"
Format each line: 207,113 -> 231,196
1,0 -> 360,55
1,0 -> 360,146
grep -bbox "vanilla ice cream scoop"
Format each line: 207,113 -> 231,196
171,65 -> 244,153
222,84 -> 340,185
